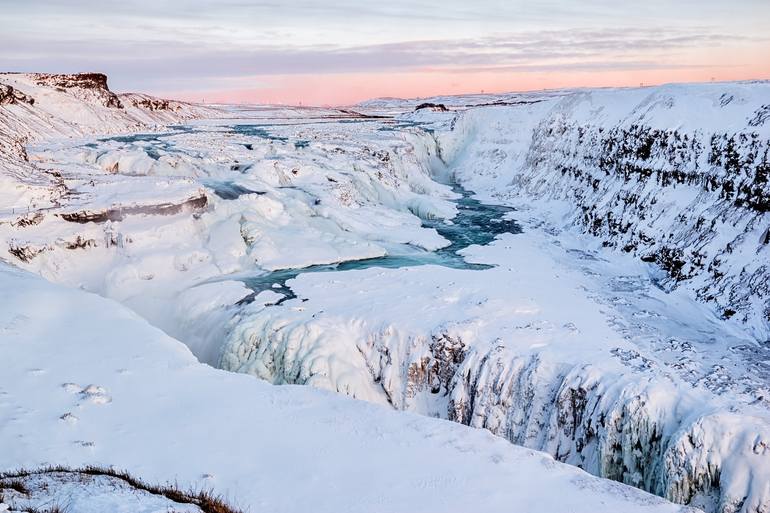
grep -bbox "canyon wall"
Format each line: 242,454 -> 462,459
222,83 -> 770,512
439,82 -> 770,339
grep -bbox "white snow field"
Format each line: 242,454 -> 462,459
1,263 -> 694,513
1,73 -> 769,512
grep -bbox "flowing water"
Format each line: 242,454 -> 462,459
93,124 -> 523,304
237,181 -> 521,304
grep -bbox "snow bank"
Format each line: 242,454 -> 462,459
0,263 -> 691,513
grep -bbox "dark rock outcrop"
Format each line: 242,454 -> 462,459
57,193 -> 208,224
518,119 -> 770,333
124,95 -> 178,112
7,240 -> 49,262
32,73 -> 123,109
0,84 -> 34,106
415,102 -> 448,112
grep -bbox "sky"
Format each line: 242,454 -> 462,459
2,0 -> 769,105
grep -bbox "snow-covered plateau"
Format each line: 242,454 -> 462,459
1,73 -> 768,512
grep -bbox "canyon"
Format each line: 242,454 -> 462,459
1,73 -> 768,513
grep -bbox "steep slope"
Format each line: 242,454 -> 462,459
0,263 -> 693,513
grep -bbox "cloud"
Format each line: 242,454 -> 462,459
2,0 -> 768,99
1,27 -> 760,91
421,60 -> 730,75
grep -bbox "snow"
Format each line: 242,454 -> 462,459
1,471 -> 203,513
2,73 -> 769,512
0,264 -> 689,513
0,72 -> 217,214
431,81 -> 770,339
222,227 -> 770,511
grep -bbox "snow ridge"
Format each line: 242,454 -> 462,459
0,72 -> 217,212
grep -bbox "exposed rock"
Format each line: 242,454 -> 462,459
10,212 -> 44,228
0,84 -> 34,106
57,193 -> 208,224
61,235 -> 98,250
415,102 -> 449,112
124,95 -> 178,112
31,73 -> 123,109
524,122 -> 770,331
749,105 -> 770,127
7,240 -> 49,262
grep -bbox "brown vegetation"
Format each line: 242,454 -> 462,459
0,465 -> 243,513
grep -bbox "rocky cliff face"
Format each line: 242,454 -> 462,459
31,72 -> 123,108
0,84 -> 34,106
439,83 -> 770,340
524,118 -> 770,330
222,293 -> 770,513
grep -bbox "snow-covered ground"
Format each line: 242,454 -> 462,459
1,469 -> 206,513
0,72 -> 216,215
1,74 -> 769,512
0,264 -> 694,513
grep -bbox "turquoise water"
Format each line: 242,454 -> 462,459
231,125 -> 289,142
90,127 -> 198,160
239,182 -> 521,304
91,124 -> 522,304
202,180 -> 265,200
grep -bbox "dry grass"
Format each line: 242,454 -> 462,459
0,465 -> 243,513
0,479 -> 62,513
1,478 -> 29,495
